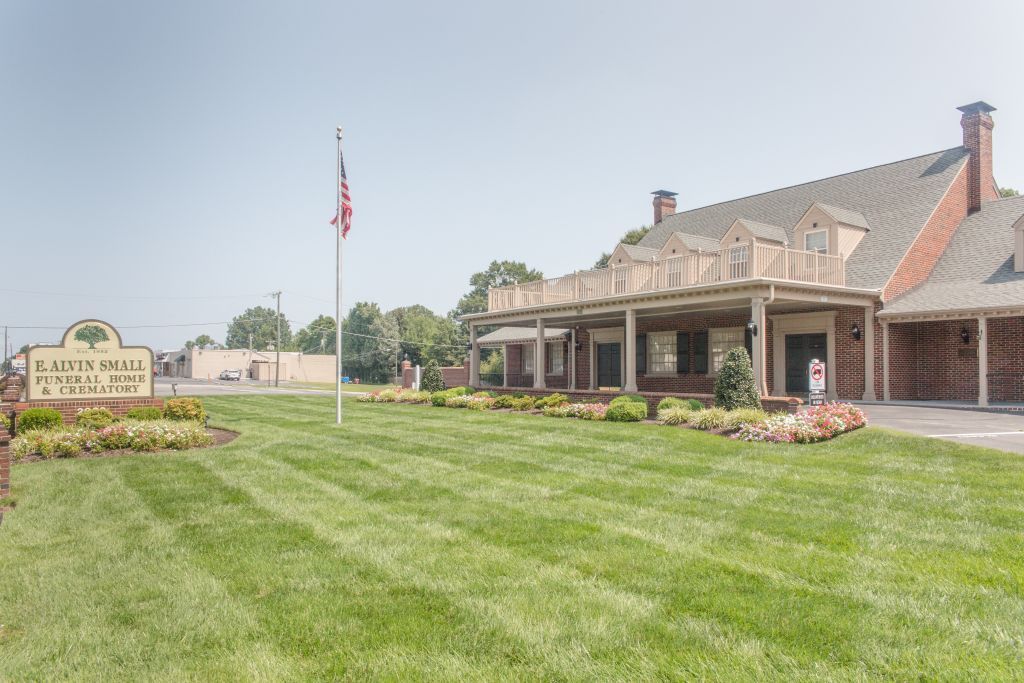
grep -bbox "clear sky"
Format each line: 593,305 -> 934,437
2,0 -> 1022,353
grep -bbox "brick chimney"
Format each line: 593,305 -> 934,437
652,190 -> 677,224
958,101 -> 997,212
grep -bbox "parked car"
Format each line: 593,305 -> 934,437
219,369 -> 242,381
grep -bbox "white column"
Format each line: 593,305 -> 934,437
750,297 -> 767,396
882,321 -> 890,402
978,317 -> 988,407
569,328 -> 577,391
502,343 -> 508,388
469,324 -> 480,387
624,309 -> 637,392
862,305 -> 877,401
534,319 -> 546,389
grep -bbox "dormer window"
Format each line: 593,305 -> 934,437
804,230 -> 828,254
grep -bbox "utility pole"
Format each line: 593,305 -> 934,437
2,326 -> 7,375
268,291 -> 282,387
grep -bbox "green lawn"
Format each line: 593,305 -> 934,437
1,396 -> 1023,680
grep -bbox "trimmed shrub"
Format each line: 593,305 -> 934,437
692,407 -> 728,430
657,406 -> 691,425
656,397 -> 687,411
725,408 -> 769,430
18,407 -> 63,432
714,347 -> 761,410
377,389 -> 399,403
125,406 -> 163,421
535,393 -> 569,409
420,360 -> 445,394
75,407 -> 115,429
492,394 -> 515,409
472,390 -> 498,398
0,412 -> 10,432
396,390 -> 431,403
508,396 -> 536,411
606,402 -> 648,422
686,398 -> 704,411
430,387 -> 472,407
610,394 -> 647,407
164,398 -> 206,422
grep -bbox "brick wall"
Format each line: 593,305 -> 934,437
0,424 -> 9,499
13,397 -> 164,426
502,342 -> 569,389
884,163 -> 969,301
885,317 -> 1024,402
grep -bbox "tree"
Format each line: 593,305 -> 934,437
421,359 -> 445,393
185,340 -> 195,350
427,315 -> 466,367
1000,187 -> 1020,198
386,305 -> 444,367
479,349 -> 504,385
194,334 -> 216,349
593,224 -> 653,269
74,324 -> 109,349
293,315 -> 337,354
341,302 -> 399,383
714,347 -> 761,410
225,306 -> 291,351
451,260 -> 544,321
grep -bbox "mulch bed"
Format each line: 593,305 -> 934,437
12,428 -> 239,465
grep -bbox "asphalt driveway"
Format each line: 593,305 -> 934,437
860,403 -> 1024,454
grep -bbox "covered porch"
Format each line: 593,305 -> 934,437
465,280 -> 881,404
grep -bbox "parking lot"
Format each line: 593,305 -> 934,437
860,403 -> 1024,454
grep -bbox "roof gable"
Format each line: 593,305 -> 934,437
637,148 -> 968,289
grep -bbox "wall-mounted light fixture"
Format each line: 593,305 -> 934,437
960,327 -> 971,344
746,320 -> 758,337
851,323 -> 862,341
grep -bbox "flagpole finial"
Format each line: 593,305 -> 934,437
336,126 -> 343,139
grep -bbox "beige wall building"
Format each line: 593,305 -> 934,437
158,348 -> 337,383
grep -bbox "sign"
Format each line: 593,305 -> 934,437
26,320 -> 154,401
808,391 -> 826,407
11,354 -> 26,372
808,360 -> 826,392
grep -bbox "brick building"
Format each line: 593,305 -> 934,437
463,102 -> 1023,407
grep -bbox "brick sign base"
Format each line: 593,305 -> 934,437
14,398 -> 165,425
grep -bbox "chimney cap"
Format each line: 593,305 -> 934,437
651,190 -> 678,198
957,101 -> 996,116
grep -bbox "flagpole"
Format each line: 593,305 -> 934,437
335,126 -> 344,425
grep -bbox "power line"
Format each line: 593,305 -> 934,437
0,288 -> 264,301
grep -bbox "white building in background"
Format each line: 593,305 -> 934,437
156,347 -> 337,383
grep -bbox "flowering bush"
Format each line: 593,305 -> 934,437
734,402 -> 867,443
396,390 -> 431,404
11,420 -> 214,460
444,395 -> 494,410
543,402 -> 609,420
164,398 -> 206,422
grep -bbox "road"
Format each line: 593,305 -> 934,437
860,403 -> 1024,454
155,377 -> 341,397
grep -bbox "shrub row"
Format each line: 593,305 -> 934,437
656,405 -> 768,431
15,399 -> 204,434
10,420 -> 214,461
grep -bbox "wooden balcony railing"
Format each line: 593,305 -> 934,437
487,242 -> 845,312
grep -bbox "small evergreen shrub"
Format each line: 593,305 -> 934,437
75,407 -> 115,429
686,398 -> 705,411
657,406 -> 691,425
657,397 -> 687,411
396,390 -> 431,403
472,390 -> 498,398
420,360 -> 445,393
725,408 -> 769,430
605,402 -> 648,422
609,394 -> 647,407
692,407 -> 728,430
535,393 -> 569,409
18,407 -> 63,432
164,398 -> 206,422
714,347 -> 761,410
492,394 -> 515,409
125,406 -> 163,421
430,387 -> 471,407
508,396 -> 536,411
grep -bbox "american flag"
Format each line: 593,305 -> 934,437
330,142 -> 352,239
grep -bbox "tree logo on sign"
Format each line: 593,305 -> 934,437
74,324 -> 110,349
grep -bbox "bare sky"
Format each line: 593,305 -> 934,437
2,0 -> 1022,352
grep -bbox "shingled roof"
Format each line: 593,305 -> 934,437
881,195 -> 1024,316
638,147 -> 969,289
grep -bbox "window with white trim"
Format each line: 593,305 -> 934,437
728,245 -> 748,279
710,327 -> 745,373
547,341 -> 564,375
522,344 -> 534,373
804,229 -> 828,254
647,332 -> 677,374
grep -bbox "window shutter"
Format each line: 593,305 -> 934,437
520,345 -> 527,374
744,328 -> 753,361
636,334 -> 646,375
694,331 -> 708,374
676,332 -> 689,374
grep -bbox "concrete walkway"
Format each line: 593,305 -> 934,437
859,403 -> 1024,454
